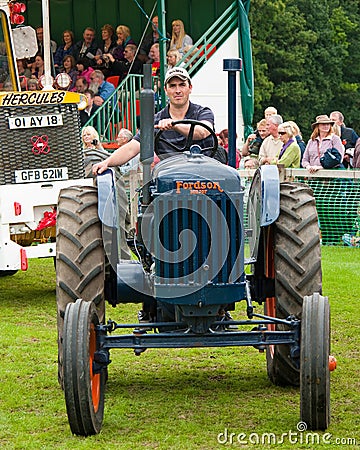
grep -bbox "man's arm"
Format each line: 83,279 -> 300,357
98,82 -> 115,101
92,139 -> 141,174
258,139 -> 268,164
155,119 -> 213,140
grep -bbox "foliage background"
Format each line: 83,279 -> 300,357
248,0 -> 360,140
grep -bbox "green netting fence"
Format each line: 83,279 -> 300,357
239,169 -> 360,247
125,169 -> 360,248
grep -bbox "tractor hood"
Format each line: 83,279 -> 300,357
152,153 -> 242,195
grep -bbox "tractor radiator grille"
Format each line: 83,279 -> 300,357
0,103 -> 84,185
154,192 -> 243,286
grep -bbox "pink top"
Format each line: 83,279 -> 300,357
302,134 -> 344,168
79,67 -> 94,84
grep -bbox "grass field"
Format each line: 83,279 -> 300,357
0,247 -> 359,449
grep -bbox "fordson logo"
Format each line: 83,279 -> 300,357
175,180 -> 224,194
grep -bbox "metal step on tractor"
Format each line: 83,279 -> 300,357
56,61 -> 336,436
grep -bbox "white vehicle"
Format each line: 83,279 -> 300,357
0,1 -> 91,275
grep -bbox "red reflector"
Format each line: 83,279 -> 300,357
13,2 -> 26,13
9,2 -> 26,24
12,14 -> 25,24
14,202 -> 21,216
20,248 -> 28,271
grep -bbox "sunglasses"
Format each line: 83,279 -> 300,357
278,131 -> 287,135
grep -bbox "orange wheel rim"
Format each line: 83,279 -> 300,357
265,227 -> 276,356
89,323 -> 100,412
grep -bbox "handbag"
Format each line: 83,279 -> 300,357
320,147 -> 342,168
318,139 -> 342,169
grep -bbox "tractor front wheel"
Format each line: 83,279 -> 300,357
56,185 -> 105,387
63,299 -> 105,436
300,293 -> 330,430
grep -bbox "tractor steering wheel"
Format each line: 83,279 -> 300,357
154,119 -> 218,158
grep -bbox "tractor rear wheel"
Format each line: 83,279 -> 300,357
63,299 -> 105,436
300,293 -> 330,430
56,185 -> 105,388
265,182 -> 322,386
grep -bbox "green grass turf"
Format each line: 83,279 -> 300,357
0,247 -> 359,449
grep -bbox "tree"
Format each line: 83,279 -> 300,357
248,0 -> 359,139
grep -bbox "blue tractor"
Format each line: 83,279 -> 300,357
56,62 -> 332,435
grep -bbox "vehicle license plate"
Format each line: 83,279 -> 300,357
8,114 -> 63,129
14,167 -> 68,183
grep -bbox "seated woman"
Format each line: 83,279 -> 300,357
75,58 -> 94,84
54,30 -> 74,72
60,55 -> 77,90
31,53 -> 44,79
169,19 -> 193,57
111,25 -> 136,62
271,121 -> 301,168
81,126 -> 107,176
95,24 -> 117,74
166,48 -> 182,69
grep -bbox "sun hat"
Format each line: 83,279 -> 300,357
164,67 -> 191,85
311,115 -> 335,129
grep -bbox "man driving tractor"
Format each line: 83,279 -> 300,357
92,67 -> 222,174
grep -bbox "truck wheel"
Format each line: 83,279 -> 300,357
300,293 -> 330,430
63,299 -> 105,436
266,182 -> 322,386
0,270 -> 18,277
56,185 -> 105,387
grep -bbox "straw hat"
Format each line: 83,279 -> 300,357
311,115 -> 334,129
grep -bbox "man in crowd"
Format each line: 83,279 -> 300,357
79,89 -> 99,127
258,114 -> 283,165
330,110 -> 359,150
105,44 -> 143,79
139,16 -> 163,62
89,70 -> 115,106
72,27 -> 100,67
35,26 -> 57,54
74,76 -> 88,93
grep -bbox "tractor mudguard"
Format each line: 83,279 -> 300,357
247,165 -> 280,264
96,169 -> 118,228
259,165 -> 280,226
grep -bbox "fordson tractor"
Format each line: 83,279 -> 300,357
56,63 -> 333,436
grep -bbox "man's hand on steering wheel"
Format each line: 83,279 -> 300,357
155,118 -> 176,131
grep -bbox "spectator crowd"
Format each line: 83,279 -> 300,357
239,106 -> 360,170
16,17 -> 193,96
12,18 -> 360,170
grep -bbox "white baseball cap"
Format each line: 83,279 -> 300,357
164,67 -> 191,85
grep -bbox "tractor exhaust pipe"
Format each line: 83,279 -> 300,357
140,64 -> 155,205
223,59 -> 242,168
